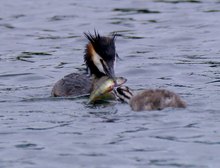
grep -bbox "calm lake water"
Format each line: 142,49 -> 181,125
1,0 -> 220,167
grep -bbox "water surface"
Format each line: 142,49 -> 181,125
1,0 -> 220,167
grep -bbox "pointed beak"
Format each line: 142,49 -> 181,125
101,60 -> 115,78
106,65 -> 115,78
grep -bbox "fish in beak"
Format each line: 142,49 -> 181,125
88,77 -> 127,103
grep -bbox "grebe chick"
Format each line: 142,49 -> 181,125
51,32 -> 118,97
115,86 -> 186,111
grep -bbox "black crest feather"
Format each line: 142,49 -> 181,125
84,30 -> 101,44
83,31 -> 117,78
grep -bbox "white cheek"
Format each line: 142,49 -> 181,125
92,52 -> 106,74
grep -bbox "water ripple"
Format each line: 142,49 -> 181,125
15,142 -> 44,150
0,73 -> 33,78
1,0 -> 220,167
113,8 -> 160,14
149,159 -> 204,168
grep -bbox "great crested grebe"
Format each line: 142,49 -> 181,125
114,86 -> 186,111
51,32 -> 118,97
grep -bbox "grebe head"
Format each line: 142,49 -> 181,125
84,31 -> 117,78
114,86 -> 133,103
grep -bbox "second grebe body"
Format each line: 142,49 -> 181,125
115,86 -> 186,111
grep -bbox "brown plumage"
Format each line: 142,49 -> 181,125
129,89 -> 186,111
115,86 -> 186,111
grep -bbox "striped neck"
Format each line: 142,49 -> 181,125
114,86 -> 133,103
